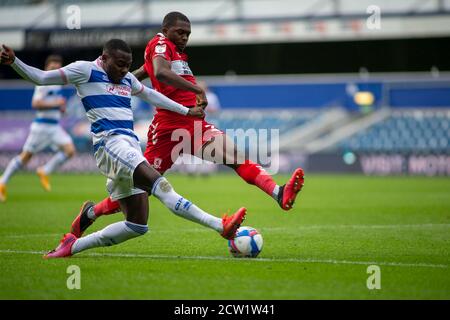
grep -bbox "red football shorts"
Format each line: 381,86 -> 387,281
144,111 -> 223,174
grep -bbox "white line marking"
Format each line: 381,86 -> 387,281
1,233 -> 61,239
0,249 -> 447,269
1,224 -> 449,239
262,224 -> 450,231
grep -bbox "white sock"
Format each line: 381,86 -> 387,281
152,177 -> 223,232
42,151 -> 68,175
272,185 -> 280,200
0,156 -> 23,184
86,206 -> 97,220
71,221 -> 148,254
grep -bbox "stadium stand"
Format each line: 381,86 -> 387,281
340,110 -> 450,154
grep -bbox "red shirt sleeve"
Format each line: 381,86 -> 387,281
145,37 -> 174,66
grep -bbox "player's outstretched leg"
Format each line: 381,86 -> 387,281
72,162 -> 247,239
236,161 -> 305,211
45,193 -> 149,258
202,134 -> 305,211
150,176 -> 247,239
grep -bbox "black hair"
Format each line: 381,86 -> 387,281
45,54 -> 63,67
162,11 -> 190,28
103,39 -> 132,54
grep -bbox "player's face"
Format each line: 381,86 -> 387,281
45,61 -> 62,71
165,20 -> 191,51
102,49 -> 132,84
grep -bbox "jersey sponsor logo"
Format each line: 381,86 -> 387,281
155,44 -> 167,54
170,60 -> 193,76
106,84 -> 132,97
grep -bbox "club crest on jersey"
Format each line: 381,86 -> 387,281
155,44 -> 167,54
153,158 -> 162,169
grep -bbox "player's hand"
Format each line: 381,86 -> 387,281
0,44 -> 16,65
188,106 -> 205,118
196,90 -> 208,110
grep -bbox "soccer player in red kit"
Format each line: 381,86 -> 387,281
70,12 -> 304,239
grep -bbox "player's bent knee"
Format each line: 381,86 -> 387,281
125,221 -> 149,235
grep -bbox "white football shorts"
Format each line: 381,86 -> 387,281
94,134 -> 147,201
23,122 -> 73,153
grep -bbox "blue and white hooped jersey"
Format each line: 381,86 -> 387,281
32,85 -> 64,125
59,58 -> 144,145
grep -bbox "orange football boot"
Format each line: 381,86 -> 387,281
36,167 -> 51,192
221,207 -> 247,240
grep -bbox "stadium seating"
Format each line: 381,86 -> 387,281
207,110 -> 314,135
340,110 -> 450,154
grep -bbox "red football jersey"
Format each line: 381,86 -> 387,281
144,33 -> 197,110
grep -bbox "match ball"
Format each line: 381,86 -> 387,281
228,226 -> 263,258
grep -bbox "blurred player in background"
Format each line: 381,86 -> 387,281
0,55 -> 75,202
86,12 -> 304,231
1,40 -> 245,257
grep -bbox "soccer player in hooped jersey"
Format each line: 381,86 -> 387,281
78,12 -> 305,236
0,55 -> 76,202
0,40 -> 246,258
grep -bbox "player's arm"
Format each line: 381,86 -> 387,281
153,56 -> 207,108
134,83 -> 204,118
132,65 -> 149,81
1,45 -> 65,85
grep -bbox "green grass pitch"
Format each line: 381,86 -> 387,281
0,173 -> 449,299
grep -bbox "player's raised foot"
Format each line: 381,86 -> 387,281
36,167 -> 51,192
221,207 -> 247,240
71,201 -> 95,238
44,233 -> 77,259
0,183 -> 6,202
278,167 -> 305,211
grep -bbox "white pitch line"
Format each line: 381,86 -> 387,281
262,224 -> 450,231
1,224 -> 449,239
0,249 -> 447,269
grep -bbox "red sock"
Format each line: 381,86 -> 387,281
93,197 -> 121,217
235,160 -> 277,197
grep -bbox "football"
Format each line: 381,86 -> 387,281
228,226 -> 263,258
